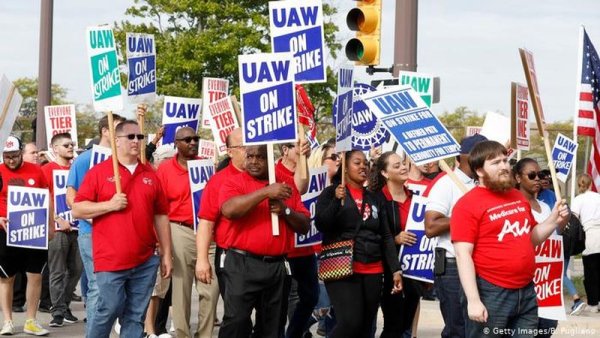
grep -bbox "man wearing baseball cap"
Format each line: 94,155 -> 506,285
0,136 -> 52,336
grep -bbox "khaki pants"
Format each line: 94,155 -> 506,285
171,223 -> 219,338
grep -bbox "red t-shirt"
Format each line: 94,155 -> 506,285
451,187 -> 538,289
218,171 -> 310,256
347,184 -> 382,274
381,185 -> 411,231
275,160 -> 320,258
41,162 -> 70,196
0,162 -> 48,217
156,154 -> 198,225
74,160 -> 169,272
198,162 -> 243,248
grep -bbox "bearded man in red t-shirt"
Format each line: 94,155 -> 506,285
450,141 -> 569,338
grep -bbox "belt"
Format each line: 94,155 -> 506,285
229,248 -> 286,263
170,220 -> 193,229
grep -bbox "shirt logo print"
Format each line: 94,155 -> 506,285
143,177 -> 153,185
497,218 -> 531,242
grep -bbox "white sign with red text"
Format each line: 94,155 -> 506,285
207,96 -> 239,155
534,233 -> 565,320
201,78 -> 229,129
44,105 -> 78,148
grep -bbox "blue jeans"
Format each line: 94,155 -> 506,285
563,257 -> 578,296
90,255 -> 159,338
286,254 -> 319,338
465,278 -> 538,338
435,260 -> 466,338
78,232 -> 98,337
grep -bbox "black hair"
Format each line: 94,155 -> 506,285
369,151 -> 396,192
331,149 -> 365,185
512,157 -> 538,189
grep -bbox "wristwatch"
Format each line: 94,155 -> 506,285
284,207 -> 292,216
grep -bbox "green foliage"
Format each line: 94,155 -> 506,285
113,0 -> 341,123
437,106 -> 484,142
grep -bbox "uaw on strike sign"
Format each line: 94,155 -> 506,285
188,160 -> 214,233
86,26 -> 123,112
269,0 -> 326,84
295,166 -> 329,248
7,186 -> 49,250
53,170 -> 78,230
534,234 -> 565,320
239,53 -> 297,145
126,33 -> 156,101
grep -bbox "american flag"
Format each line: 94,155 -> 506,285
577,29 -> 600,190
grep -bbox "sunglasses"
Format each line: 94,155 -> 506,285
526,171 -> 547,180
176,136 -> 200,143
117,134 -> 145,141
324,153 -> 340,161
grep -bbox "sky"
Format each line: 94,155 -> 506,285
1,0 -> 600,122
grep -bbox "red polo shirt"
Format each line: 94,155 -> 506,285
74,160 -> 168,272
41,162 -> 70,196
218,171 -> 310,256
381,185 -> 412,231
156,154 -> 198,226
0,162 -> 48,217
198,162 -> 242,248
275,160 -> 320,258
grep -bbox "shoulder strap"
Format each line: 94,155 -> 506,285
350,188 -> 367,240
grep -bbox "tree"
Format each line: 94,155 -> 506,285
12,77 -> 69,143
113,0 -> 341,129
437,106 -> 485,142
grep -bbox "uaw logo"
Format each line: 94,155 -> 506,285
332,83 -> 390,150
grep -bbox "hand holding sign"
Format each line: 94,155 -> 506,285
265,183 -> 292,200
109,193 -> 128,211
0,217 -> 7,231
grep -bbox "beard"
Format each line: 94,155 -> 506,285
482,170 -> 513,193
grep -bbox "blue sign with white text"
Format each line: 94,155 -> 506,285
551,133 -> 578,183
7,187 -> 49,250
127,55 -> 156,96
335,67 -> 354,152
188,159 -> 214,233
399,195 -> 436,283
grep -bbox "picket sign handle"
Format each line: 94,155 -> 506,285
0,84 -> 16,128
438,160 -> 469,194
230,95 -> 242,126
137,104 -> 147,165
107,111 -> 122,194
268,144 -> 279,236
340,152 -> 345,206
298,124 -> 308,180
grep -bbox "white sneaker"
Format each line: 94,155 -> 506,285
0,320 -> 14,335
158,334 -> 173,338
169,320 -> 175,333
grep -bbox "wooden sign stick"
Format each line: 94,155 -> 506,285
438,160 -> 469,194
298,124 -> 308,180
0,84 -> 16,128
230,95 -> 242,126
341,152 -> 346,206
107,112 -> 122,194
137,104 -> 147,164
267,144 -> 279,236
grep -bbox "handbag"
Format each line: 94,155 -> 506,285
318,196 -> 365,281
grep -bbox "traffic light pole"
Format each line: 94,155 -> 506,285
393,0 -> 418,76
36,0 -> 53,148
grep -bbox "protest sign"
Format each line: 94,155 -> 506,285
399,71 -> 436,107
552,133 -> 578,183
161,96 -> 202,146
188,159 -> 214,233
465,126 -> 482,137
534,233 -> 566,320
126,33 -> 156,101
399,195 -> 437,283
0,75 -> 23,150
361,86 -> 460,166
295,166 -> 329,248
44,104 -> 78,148
511,82 -> 530,150
480,111 -> 516,159
333,83 -> 389,151
201,78 -> 229,129
269,0 -> 326,84
335,66 -> 354,152
198,139 -> 217,162
86,26 -> 123,112
89,145 -> 112,169
53,170 -> 78,230
207,96 -> 239,155
306,131 -> 319,151
7,186 -> 49,250
239,53 -> 297,145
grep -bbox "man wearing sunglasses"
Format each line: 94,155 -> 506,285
72,120 -> 172,338
40,133 -> 82,328
156,126 -> 219,337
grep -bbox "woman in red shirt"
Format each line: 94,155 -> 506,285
315,150 -> 402,338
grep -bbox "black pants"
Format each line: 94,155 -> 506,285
583,253 -> 600,306
219,250 -> 290,338
154,280 -> 172,335
286,254 -> 320,338
325,273 -> 382,338
380,273 -> 421,338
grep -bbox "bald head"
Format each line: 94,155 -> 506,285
226,128 -> 242,148
175,127 -> 195,139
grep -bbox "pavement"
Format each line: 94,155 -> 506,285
4,258 -> 599,337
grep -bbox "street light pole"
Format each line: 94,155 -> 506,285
393,0 -> 418,76
36,0 -> 53,148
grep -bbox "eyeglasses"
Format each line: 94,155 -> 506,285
61,143 -> 75,148
526,171 -> 547,180
117,134 -> 145,141
324,153 -> 340,161
3,152 -> 21,161
176,136 -> 200,143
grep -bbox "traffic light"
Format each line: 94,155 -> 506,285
345,0 -> 382,66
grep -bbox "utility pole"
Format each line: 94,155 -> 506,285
36,0 -> 53,148
393,0 -> 418,75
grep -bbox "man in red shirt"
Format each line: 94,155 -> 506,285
218,145 -> 310,338
0,136 -> 51,335
41,133 -> 82,327
156,126 -> 219,337
72,120 -> 172,338
451,141 -> 569,337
